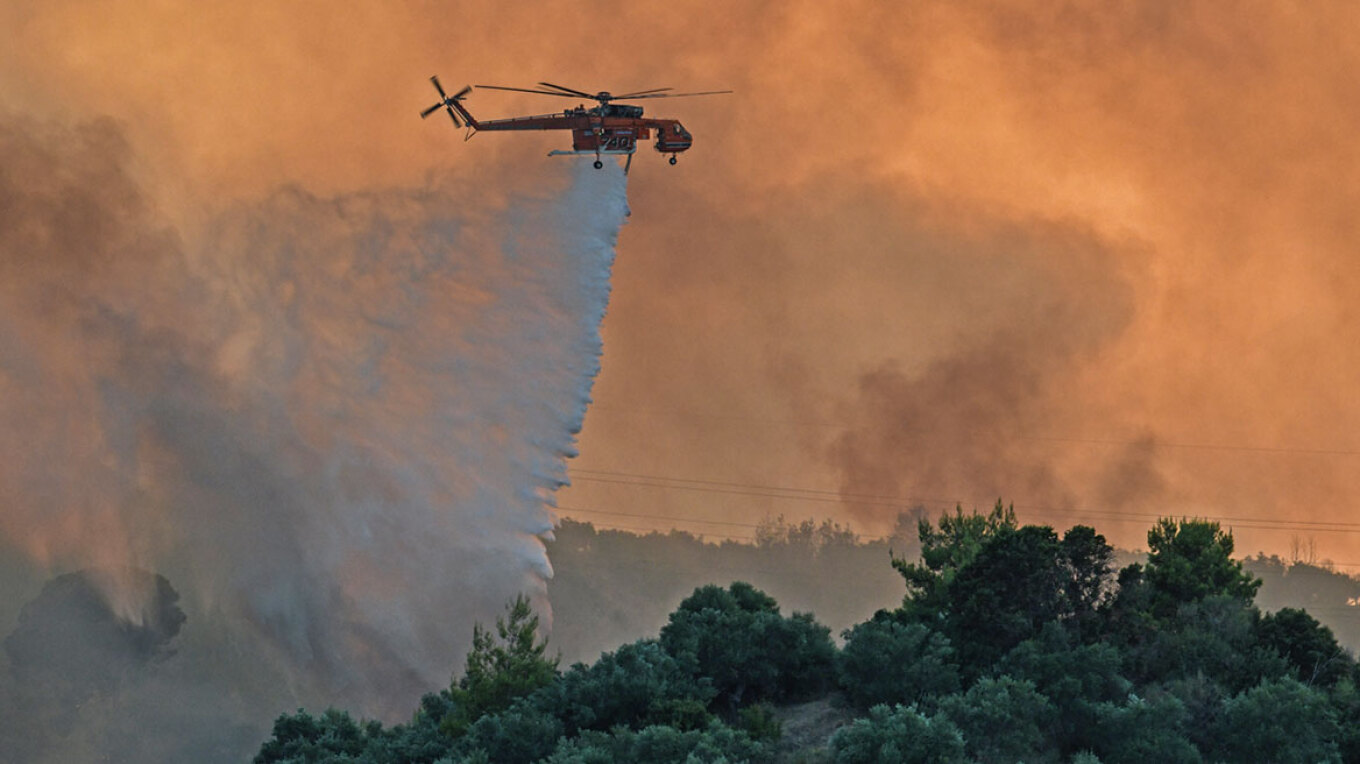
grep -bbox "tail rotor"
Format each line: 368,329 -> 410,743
421,76 -> 472,127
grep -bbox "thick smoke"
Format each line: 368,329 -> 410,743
4,0 -> 1360,564
828,214 -> 1141,527
0,114 -> 628,758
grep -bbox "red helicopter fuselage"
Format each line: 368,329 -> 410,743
447,100 -> 691,163
423,79 -> 726,172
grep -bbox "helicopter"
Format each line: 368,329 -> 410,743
420,76 -> 731,173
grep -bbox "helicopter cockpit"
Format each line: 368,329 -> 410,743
600,103 -> 645,118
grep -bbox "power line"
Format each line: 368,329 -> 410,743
561,466 -> 1360,572
553,511 -> 758,541
570,472 -> 963,510
572,468 -> 956,504
568,467 -> 1360,535
585,404 -> 1360,458
554,505 -> 1360,573
556,505 -> 766,531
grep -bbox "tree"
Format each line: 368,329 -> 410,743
936,676 -> 1059,763
441,594 -> 559,736
375,692 -> 459,763
544,724 -> 771,763
995,623 -> 1130,755
459,703 -> 565,764
537,639 -> 716,735
659,582 -> 835,713
836,614 -> 959,710
450,639 -> 722,764
1211,677 -> 1341,763
1124,595 -> 1287,691
1061,525 -> 1116,635
1088,693 -> 1201,764
943,525 -> 1069,669
1325,670 -> 1360,763
893,501 -> 1016,618
828,704 -> 967,764
1257,607 -> 1354,687
254,708 -> 381,763
1144,518 -> 1260,618
755,515 -> 858,551
1155,673 -> 1227,757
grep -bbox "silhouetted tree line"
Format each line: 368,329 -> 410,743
544,515 -> 916,666
255,506 -> 1360,762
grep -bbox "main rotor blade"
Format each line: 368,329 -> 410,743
619,89 -> 734,100
430,75 -> 448,98
612,87 -> 673,99
477,84 -> 580,98
537,81 -> 593,97
420,103 -> 443,118
454,85 -> 473,100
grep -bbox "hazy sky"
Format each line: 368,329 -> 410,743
4,0 -> 1359,564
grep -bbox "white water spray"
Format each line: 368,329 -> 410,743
0,114 -> 630,757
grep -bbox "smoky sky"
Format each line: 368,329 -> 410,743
3,2 -> 1360,760
3,0 -> 1360,670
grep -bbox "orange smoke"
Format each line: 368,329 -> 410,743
3,0 -> 1359,563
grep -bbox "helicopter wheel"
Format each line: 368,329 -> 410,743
593,160 -> 604,169
668,155 -> 677,166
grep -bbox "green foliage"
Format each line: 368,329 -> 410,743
1061,525 -> 1117,635
937,676 -> 1058,763
1152,675 -> 1226,756
996,624 -> 1130,708
994,623 -> 1130,754
1145,518 -> 1261,618
943,524 -> 1071,669
1100,562 -> 1157,648
893,501 -> 1016,617
1211,677 -> 1341,763
458,701 -> 565,764
253,708 -> 381,763
737,702 -> 782,742
441,594 -> 559,737
252,515 -> 1360,763
537,639 -> 716,735
1088,693 -> 1200,764
443,638 -> 724,764
1125,595 -> 1287,691
1326,672 -> 1360,763
1257,606 -> 1354,687
894,509 -> 1115,673
375,692 -> 459,763
660,582 -> 836,712
836,613 -> 959,710
828,704 -> 966,764
543,723 -> 772,763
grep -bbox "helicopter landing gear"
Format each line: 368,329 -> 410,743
593,159 -> 604,169
668,155 -> 677,166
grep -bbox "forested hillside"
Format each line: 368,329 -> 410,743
545,515 -> 915,664
256,507 -> 1360,762
548,515 -> 1360,665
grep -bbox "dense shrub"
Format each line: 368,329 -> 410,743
828,704 -> 966,764
660,582 -> 836,712
543,723 -> 771,763
937,676 -> 1058,764
836,613 -> 959,710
